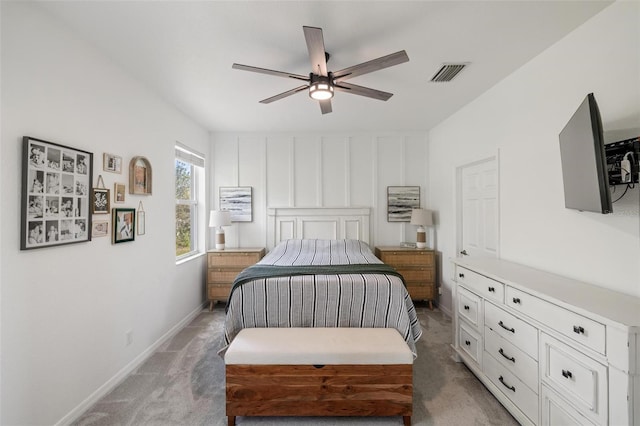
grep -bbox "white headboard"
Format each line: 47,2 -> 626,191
267,207 -> 371,250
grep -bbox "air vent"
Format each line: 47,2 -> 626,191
430,63 -> 468,82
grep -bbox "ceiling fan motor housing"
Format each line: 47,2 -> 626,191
309,73 -> 334,100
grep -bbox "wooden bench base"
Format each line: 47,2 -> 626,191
226,364 -> 412,425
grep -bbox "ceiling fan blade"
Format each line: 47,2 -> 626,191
334,82 -> 393,101
259,85 -> 308,104
332,50 -> 409,81
303,26 -> 328,76
232,63 -> 309,81
319,99 -> 332,114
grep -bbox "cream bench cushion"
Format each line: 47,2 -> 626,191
225,327 -> 413,365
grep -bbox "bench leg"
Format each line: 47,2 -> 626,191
403,415 -> 411,426
227,416 -> 235,426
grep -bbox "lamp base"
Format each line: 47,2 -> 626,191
215,229 -> 226,250
416,227 -> 426,249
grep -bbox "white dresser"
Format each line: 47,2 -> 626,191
452,257 -> 640,426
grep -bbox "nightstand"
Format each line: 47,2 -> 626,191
374,246 -> 436,309
207,247 -> 265,310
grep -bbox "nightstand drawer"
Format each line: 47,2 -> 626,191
396,267 -> 433,282
208,252 -> 262,267
406,285 -> 435,300
208,284 -> 231,300
379,251 -> 434,266
208,269 -> 241,283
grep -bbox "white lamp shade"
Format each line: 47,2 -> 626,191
410,209 -> 433,227
209,210 -> 231,228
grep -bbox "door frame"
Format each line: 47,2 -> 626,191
455,152 -> 501,259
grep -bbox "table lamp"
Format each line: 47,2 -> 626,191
410,209 -> 433,249
209,210 -> 231,250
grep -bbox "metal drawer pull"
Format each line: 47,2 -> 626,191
498,321 -> 515,333
488,286 -> 496,292
573,325 -> 585,334
459,273 -> 465,278
498,376 -> 516,392
465,340 -> 471,346
512,297 -> 521,304
499,348 -> 515,363
561,369 -> 573,379
463,305 -> 470,310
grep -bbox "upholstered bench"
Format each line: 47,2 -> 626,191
225,327 -> 414,426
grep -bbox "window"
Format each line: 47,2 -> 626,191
175,144 -> 205,260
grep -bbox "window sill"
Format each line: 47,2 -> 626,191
176,251 -> 206,266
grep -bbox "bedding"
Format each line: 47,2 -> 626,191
221,239 -> 422,356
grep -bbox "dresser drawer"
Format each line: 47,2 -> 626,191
485,326 -> 538,393
458,286 -> 482,329
396,267 -> 433,282
483,351 -> 539,424
380,251 -> 434,266
540,333 -> 607,425
456,266 -> 504,304
208,252 -> 262,267
506,287 -> 605,355
541,385 -> 597,426
484,302 -> 538,360
459,321 -> 482,366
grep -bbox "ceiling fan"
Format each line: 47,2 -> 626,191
232,26 -> 409,115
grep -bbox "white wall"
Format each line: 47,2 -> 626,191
211,133 -> 429,249
1,3 -> 209,425
429,1 -> 640,311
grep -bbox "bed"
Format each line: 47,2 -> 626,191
221,237 -> 422,356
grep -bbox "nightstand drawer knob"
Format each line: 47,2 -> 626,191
512,297 -> 521,304
561,369 -> 573,379
465,340 -> 471,346
463,305 -> 470,310
488,286 -> 496,292
573,325 -> 585,334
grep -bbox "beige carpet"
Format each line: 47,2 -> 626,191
72,303 -> 517,425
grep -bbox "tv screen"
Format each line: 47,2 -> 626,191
559,93 -> 612,214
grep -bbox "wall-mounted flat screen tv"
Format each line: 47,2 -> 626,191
559,93 -> 612,214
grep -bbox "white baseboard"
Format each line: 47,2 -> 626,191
55,302 -> 207,426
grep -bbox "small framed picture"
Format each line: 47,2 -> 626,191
92,221 -> 109,238
114,182 -> 126,203
103,153 -> 122,173
387,186 -> 420,222
112,208 -> 135,244
219,186 -> 252,222
129,156 -> 152,195
92,188 -> 110,214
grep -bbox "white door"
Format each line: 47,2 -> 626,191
458,157 -> 499,258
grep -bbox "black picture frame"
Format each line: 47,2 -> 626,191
21,136 -> 93,250
92,188 -> 110,214
387,186 -> 420,222
112,208 -> 136,244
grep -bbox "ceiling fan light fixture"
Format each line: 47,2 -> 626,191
309,75 -> 334,100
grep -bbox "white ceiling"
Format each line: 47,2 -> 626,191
37,1 -> 611,133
